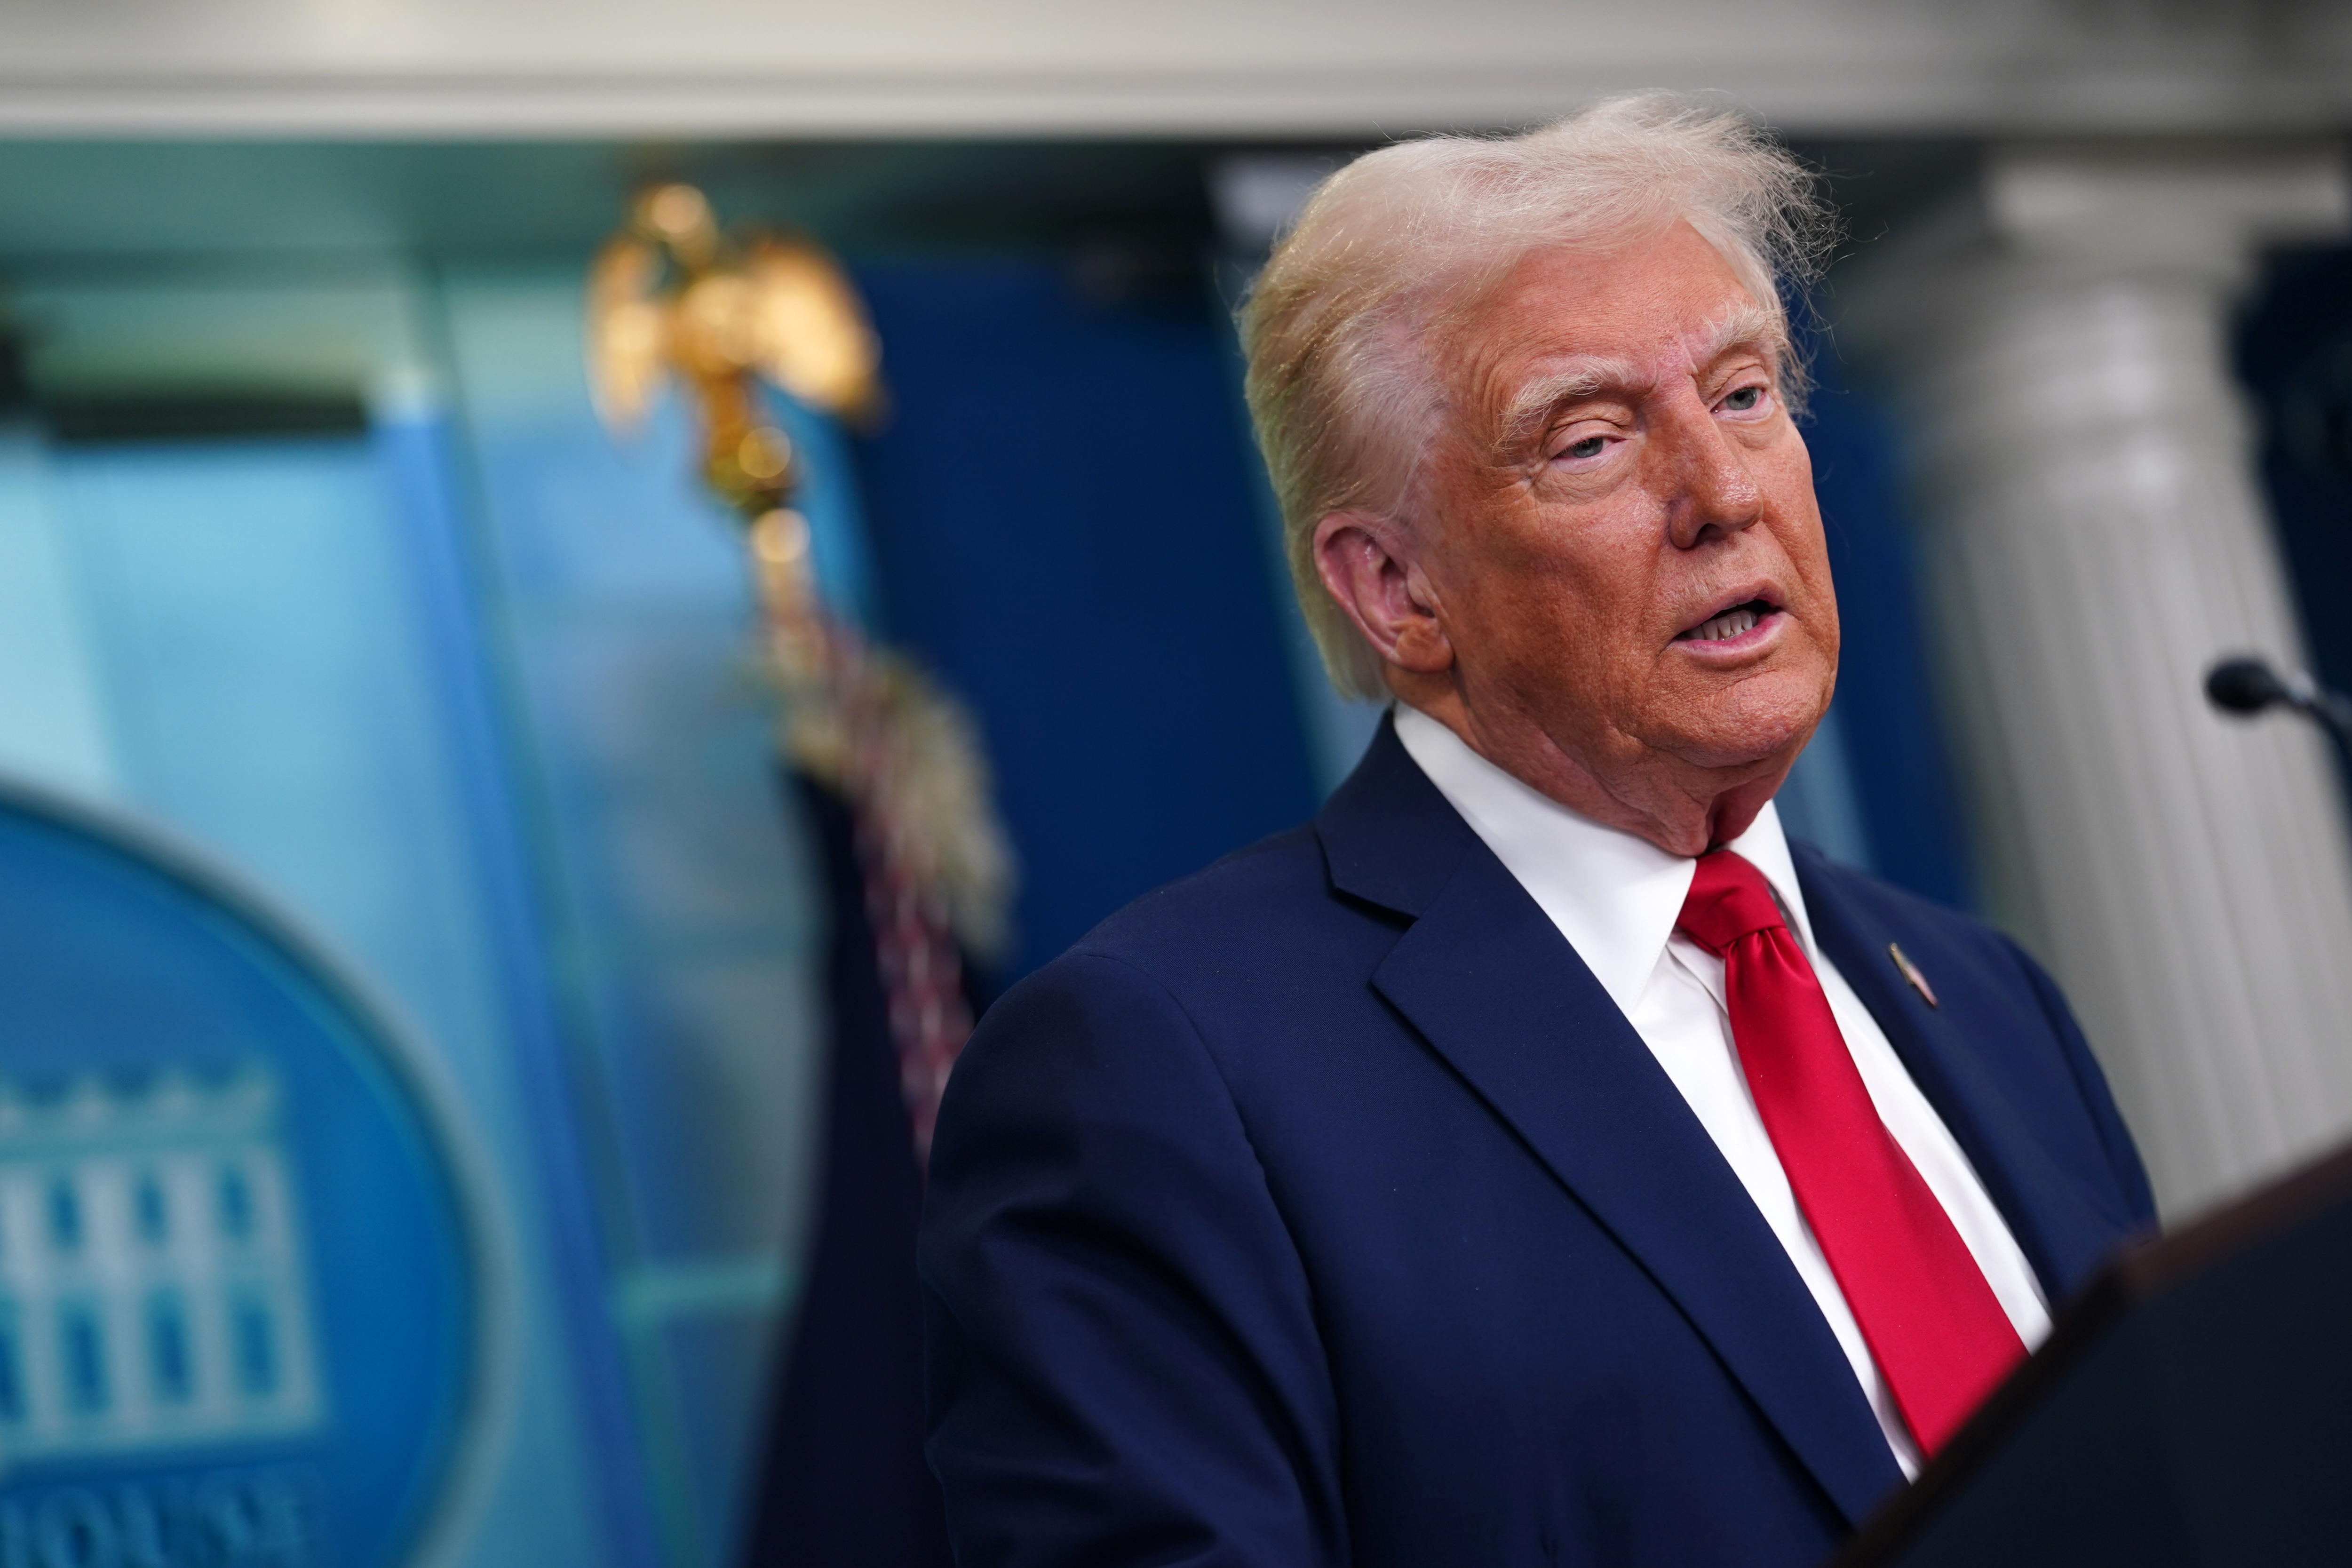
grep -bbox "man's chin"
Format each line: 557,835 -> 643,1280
1654,705 -> 1827,776
1649,663 -> 1832,770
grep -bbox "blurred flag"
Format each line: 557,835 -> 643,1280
736,770 -> 966,1568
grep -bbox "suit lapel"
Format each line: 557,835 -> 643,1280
1795,850 -> 2130,1301
1364,837 -> 1905,1525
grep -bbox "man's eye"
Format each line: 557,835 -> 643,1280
1563,435 -> 1607,460
1722,385 -> 1768,413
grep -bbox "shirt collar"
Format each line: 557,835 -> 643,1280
1391,704 -> 1817,1015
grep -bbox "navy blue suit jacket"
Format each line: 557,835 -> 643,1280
921,720 -> 2156,1568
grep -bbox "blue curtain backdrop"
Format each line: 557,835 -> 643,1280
1799,350 -> 1975,910
2240,243 -> 2352,726
850,256 -> 1323,980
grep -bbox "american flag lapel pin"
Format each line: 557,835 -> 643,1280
1888,943 -> 1938,1008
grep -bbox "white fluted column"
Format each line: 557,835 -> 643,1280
1870,144 -> 2352,1215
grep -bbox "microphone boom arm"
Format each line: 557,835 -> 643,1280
2206,655 -> 2352,774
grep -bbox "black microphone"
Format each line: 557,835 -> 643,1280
2206,657 -> 2294,716
2205,655 -> 2352,766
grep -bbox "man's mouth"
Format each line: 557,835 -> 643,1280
1676,597 -> 1780,644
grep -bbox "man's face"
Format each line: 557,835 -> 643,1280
1416,219 -> 1838,789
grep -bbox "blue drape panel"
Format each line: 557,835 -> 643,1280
2239,244 -> 2352,730
850,258 -> 1321,979
1803,361 -> 1975,909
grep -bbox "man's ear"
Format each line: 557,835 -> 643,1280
1311,511 -> 1453,676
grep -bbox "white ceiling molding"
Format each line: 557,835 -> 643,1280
0,0 -> 2345,138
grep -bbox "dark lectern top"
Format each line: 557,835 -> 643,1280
1834,1140 -> 2352,1568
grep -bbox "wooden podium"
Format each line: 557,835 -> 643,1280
1836,1143 -> 2352,1567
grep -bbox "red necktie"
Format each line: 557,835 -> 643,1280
1677,849 -> 2023,1455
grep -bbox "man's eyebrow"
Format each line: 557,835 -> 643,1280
1691,302 -> 1788,370
1493,304 -> 1789,456
1494,357 -> 1642,454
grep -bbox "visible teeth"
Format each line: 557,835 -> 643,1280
1692,607 -> 1760,642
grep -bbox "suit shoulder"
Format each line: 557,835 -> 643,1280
963,822 -> 1346,1059
1059,823 -> 1342,970
1793,843 -> 2088,1060
1791,844 -> 2012,961
941,835 -> 1334,1138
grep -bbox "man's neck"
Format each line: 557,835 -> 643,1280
1390,686 -> 1789,857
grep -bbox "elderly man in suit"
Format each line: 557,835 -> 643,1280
920,95 -> 2155,1568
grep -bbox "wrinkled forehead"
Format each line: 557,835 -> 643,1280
1461,223 -> 1777,355
1427,225 -> 1789,423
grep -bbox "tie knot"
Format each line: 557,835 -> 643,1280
1676,849 -> 1787,956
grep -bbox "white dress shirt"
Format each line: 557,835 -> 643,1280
1393,705 -> 2050,1475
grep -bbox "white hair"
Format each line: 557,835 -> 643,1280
1239,92 -> 1834,699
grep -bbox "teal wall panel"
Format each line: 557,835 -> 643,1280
26,424 -> 616,1568
0,261 -> 824,1568
434,266 -> 827,1567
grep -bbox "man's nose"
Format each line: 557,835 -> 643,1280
1659,404 -> 1764,550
